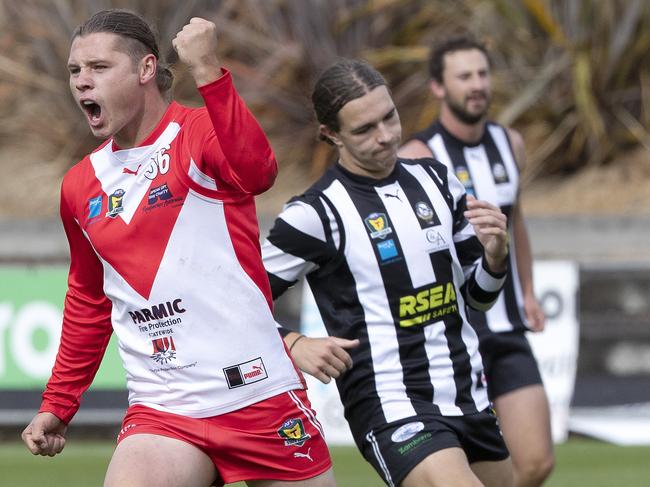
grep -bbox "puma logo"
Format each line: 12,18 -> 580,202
123,164 -> 141,175
383,189 -> 401,202
293,447 -> 313,462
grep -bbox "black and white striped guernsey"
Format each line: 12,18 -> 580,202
262,159 -> 506,440
413,121 -> 528,334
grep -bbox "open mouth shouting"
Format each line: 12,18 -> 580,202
80,99 -> 103,127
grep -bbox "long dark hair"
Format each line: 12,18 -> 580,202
73,9 -> 173,94
311,58 -> 386,143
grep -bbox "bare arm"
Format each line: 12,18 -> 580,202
507,128 -> 545,331
284,332 -> 360,384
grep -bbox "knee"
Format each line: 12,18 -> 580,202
514,452 -> 554,487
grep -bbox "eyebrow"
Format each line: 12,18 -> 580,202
350,107 -> 395,134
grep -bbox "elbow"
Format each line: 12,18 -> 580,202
248,155 -> 278,194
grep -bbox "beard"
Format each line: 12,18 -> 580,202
446,93 -> 490,125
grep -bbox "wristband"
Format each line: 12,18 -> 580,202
289,334 -> 306,352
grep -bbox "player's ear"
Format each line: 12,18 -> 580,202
139,53 -> 157,85
430,79 -> 445,100
319,124 -> 342,147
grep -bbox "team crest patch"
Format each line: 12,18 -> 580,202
106,189 -> 125,218
364,212 -> 392,239
88,195 -> 103,219
415,201 -> 434,222
151,336 -> 176,364
455,166 -> 471,186
277,418 -> 311,447
492,162 -> 508,183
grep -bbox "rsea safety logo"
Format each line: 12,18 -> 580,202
398,281 -> 458,327
277,418 -> 311,447
223,357 -> 268,389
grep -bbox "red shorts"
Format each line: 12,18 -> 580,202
117,389 -> 332,485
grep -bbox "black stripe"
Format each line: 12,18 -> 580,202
503,253 -> 527,329
344,176 -> 439,418
267,272 -> 295,300
266,217 -> 332,268
483,133 -> 511,184
454,233 -> 483,268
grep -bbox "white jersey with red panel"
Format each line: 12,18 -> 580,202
41,70 -> 304,423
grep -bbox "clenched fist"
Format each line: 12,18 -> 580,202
172,18 -> 222,87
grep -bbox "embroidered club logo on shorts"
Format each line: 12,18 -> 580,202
223,357 -> 268,389
391,421 -> 425,443
277,418 -> 311,447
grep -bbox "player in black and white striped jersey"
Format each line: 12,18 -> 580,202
399,36 -> 553,487
263,58 -> 513,487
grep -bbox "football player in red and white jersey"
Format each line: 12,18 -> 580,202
20,9 -> 334,487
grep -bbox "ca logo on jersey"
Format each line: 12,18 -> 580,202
364,213 -> 392,239
277,418 -> 311,447
106,189 -> 125,218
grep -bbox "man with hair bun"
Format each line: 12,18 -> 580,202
21,9 -> 335,487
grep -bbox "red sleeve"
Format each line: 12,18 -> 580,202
39,176 -> 113,424
196,69 -> 278,195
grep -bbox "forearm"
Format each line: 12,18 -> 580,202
40,313 -> 112,424
199,71 -> 277,193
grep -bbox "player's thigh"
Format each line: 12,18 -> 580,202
470,457 -> 514,487
401,447 -> 482,487
246,467 -> 336,487
493,384 -> 553,465
104,433 -> 217,487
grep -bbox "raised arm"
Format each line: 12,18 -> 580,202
173,18 -> 277,194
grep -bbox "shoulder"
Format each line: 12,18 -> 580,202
398,122 -> 440,158
501,125 -> 526,170
60,153 -> 95,214
399,157 -> 450,180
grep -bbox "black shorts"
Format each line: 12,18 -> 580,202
478,330 -> 543,401
358,409 -> 509,487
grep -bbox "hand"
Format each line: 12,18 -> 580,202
21,412 -> 67,457
464,195 -> 508,273
172,18 -> 221,86
524,293 -> 546,332
290,336 -> 360,384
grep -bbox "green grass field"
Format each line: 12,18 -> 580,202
1,439 -> 649,486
